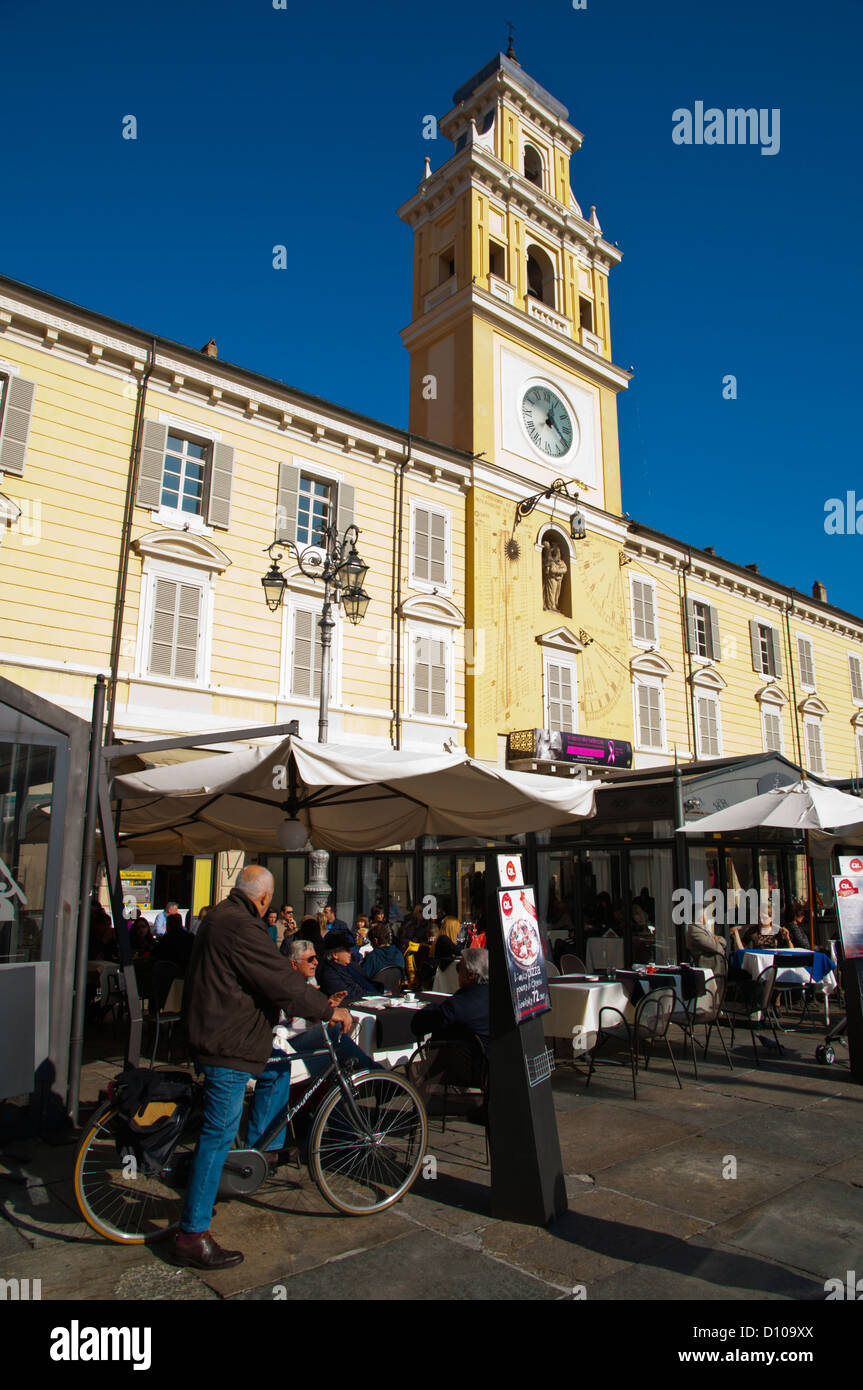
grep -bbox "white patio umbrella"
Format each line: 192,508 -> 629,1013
679,779 -> 863,840
112,734 -> 597,855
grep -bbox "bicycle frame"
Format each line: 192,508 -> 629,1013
251,1022 -> 373,1154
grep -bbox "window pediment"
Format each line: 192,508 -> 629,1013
134,529 -> 230,573
756,683 -> 788,706
690,666 -> 727,692
400,594 -> 464,627
630,651 -> 673,678
852,711 -> 863,728
799,695 -> 829,717
536,626 -> 584,655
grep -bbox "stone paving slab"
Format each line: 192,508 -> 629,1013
556,1104 -> 695,1173
819,1154 -> 863,1187
586,1237 -> 827,1301
593,1136 -> 821,1222
708,1176 -> 863,1283
479,1186 -> 711,1288
706,1104 -> 863,1167
230,1226 -> 562,1300
0,1232 -> 155,1299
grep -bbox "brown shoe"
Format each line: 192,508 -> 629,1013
171,1231 -> 244,1269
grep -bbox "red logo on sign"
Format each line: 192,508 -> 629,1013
838,878 -> 858,896
850,858 -> 863,872
506,860 -> 516,882
501,892 -> 513,914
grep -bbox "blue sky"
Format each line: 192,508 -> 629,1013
1,0 -> 860,609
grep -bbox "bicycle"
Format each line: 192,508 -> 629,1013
74,1023 -> 428,1244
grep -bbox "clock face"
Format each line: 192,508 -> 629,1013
520,384 -> 577,459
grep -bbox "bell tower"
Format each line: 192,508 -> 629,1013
398,48 -> 630,516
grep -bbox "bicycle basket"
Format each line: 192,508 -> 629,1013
111,1068 -> 197,1174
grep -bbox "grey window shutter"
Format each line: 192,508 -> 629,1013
414,507 -> 430,581
429,511 -> 447,585
632,580 -> 656,643
0,375 -> 36,477
206,442 -> 234,529
771,627 -> 783,679
149,577 -> 177,677
851,656 -> 863,702
137,420 -> 169,509
174,583 -> 202,680
430,639 -> 447,718
685,598 -> 697,654
276,462 -> 299,544
413,635 -> 430,715
749,619 -> 762,673
336,482 -> 355,536
708,605 -> 722,661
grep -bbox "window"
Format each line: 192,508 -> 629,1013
850,654 -> 863,704
804,717 -> 825,775
545,658 -> 577,733
687,599 -> 721,660
630,576 -> 658,646
411,503 -> 450,590
749,619 -> 782,677
438,248 -> 455,285
138,419 -> 234,529
161,433 -> 207,515
578,297 -> 594,333
489,240 -> 506,279
147,576 -> 203,682
797,636 -> 816,691
695,692 -> 722,758
0,368 -> 36,477
523,144 -> 544,188
526,246 -> 555,307
635,679 -> 665,751
762,708 -> 784,753
296,475 -> 333,547
290,605 -> 324,700
409,631 -> 450,720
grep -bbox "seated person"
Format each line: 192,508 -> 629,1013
354,915 -> 372,956
264,908 -> 280,946
685,909 -> 729,968
129,918 -> 156,958
433,916 -> 460,965
732,908 -> 783,952
409,948 -> 489,1094
782,904 -> 811,949
151,914 -> 194,972
316,934 -> 379,1003
361,923 -> 406,981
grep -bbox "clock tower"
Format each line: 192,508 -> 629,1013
398,49 -> 635,762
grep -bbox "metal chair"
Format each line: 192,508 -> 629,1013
406,1031 -> 489,1161
544,959 -> 560,979
371,965 -> 404,993
674,973 -> 733,1078
141,960 -> 183,1066
772,952 -> 815,1027
586,987 -> 682,1100
560,953 -> 587,975
719,964 -> 782,1067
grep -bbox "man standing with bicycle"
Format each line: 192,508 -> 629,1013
173,865 -> 354,1270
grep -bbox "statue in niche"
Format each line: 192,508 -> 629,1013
541,540 -> 568,611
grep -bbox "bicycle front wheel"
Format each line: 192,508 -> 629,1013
74,1103 -> 196,1244
309,1071 -> 428,1216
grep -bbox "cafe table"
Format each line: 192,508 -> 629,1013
730,947 -> 837,1023
543,977 -> 633,1056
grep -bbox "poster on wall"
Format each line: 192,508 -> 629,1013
120,868 -> 155,912
497,853 -> 524,887
833,875 -> 863,961
838,856 -> 863,877
497,885 -> 551,1023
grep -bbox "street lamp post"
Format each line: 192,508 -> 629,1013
261,522 -> 370,745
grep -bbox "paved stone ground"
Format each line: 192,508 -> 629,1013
1,1020 -> 861,1301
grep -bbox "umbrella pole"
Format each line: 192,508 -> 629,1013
805,828 -> 816,947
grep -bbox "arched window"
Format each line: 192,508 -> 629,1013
526,245 -> 555,307
523,144 -> 544,188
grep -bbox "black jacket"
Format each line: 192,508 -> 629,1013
184,887 -> 332,1074
411,982 -> 489,1047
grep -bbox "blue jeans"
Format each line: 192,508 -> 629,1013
180,1026 -> 373,1234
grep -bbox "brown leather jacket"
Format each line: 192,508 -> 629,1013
183,887 -> 333,1073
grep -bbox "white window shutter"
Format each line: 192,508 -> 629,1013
430,639 -> 447,718
547,662 -> 574,732
0,375 -> 36,477
292,608 -> 322,699
632,579 -> 656,643
850,656 -> 863,703
797,637 -> 815,688
697,695 -> 719,756
637,683 -> 662,749
148,577 -> 201,680
413,508 -> 430,582
429,512 -> 447,585
749,619 -> 762,673
708,605 -> 722,662
336,482 -> 355,536
149,578 -> 177,677
277,462 -> 300,544
805,721 -> 824,775
770,627 -> 783,679
763,710 -> 782,752
174,584 -> 202,680
413,635 -> 431,714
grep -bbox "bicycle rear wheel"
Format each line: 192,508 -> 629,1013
308,1071 -> 427,1215
74,1103 -> 197,1244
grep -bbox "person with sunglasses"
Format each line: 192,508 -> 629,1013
277,938 -> 373,1076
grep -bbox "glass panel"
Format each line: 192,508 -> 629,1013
336,856 -> 356,925
360,856 -> 385,916
628,847 -> 675,964
456,857 -> 486,924
424,854 -> 454,920
0,741 -> 56,963
387,856 -> 413,919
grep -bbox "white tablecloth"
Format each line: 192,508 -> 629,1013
543,980 -> 632,1054
737,949 -> 836,993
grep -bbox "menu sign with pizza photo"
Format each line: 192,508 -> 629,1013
833,874 -> 863,961
497,885 -> 551,1024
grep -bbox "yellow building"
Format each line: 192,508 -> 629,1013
398,50 -> 863,786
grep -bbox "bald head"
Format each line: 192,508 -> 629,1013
236,865 -> 275,917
